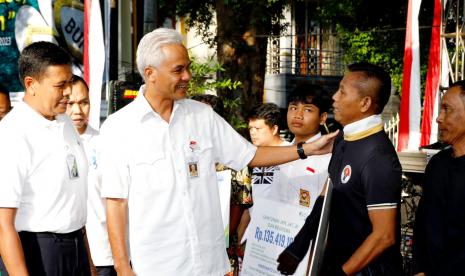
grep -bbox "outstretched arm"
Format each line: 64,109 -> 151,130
249,130 -> 338,167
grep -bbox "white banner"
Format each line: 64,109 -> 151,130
217,169 -> 232,246
242,197 -> 310,276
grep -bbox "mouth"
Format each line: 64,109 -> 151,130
176,84 -> 188,90
290,121 -> 303,128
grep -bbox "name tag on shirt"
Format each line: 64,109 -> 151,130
187,154 -> 199,179
66,154 -> 79,179
188,161 -> 199,178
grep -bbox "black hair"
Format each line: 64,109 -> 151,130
287,82 -> 331,114
347,62 -> 391,114
449,80 -> 465,92
0,83 -> 9,101
448,80 -> 465,104
249,103 -> 281,129
18,41 -> 71,87
191,94 -> 225,118
72,75 -> 89,91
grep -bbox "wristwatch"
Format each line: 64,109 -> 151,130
297,142 -> 307,159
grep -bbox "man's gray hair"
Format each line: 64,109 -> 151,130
136,28 -> 183,78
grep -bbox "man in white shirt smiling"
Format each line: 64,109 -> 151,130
0,42 -> 91,276
100,28 -> 338,276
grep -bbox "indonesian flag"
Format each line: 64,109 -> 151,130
83,0 -> 105,130
420,0 -> 442,146
398,0 -> 422,152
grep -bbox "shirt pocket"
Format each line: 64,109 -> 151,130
130,150 -> 168,193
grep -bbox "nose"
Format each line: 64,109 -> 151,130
182,68 -> 192,81
332,90 -> 340,101
63,83 -> 72,97
436,111 -> 444,124
73,103 -> 83,114
293,106 -> 304,119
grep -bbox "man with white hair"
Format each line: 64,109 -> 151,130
100,28 -> 338,275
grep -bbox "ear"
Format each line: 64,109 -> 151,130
319,112 -> 328,125
272,125 -> 279,136
24,76 -> 35,96
359,96 -> 372,113
144,67 -> 157,83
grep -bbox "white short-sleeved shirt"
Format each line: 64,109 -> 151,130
267,133 -> 331,215
0,102 -> 88,233
100,86 -> 257,276
81,126 -> 113,266
251,140 -> 291,200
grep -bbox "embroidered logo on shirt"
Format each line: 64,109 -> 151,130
299,189 -> 310,207
341,164 -> 352,184
306,167 -> 315,174
189,140 -> 199,152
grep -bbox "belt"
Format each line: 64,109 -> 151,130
19,228 -> 83,239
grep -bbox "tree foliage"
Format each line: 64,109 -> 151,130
187,54 -> 246,131
314,0 -> 433,95
173,0 -> 289,117
168,0 -> 434,109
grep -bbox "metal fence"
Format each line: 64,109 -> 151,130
385,113 -> 400,149
266,35 -> 345,76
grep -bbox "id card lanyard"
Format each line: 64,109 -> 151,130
187,140 -> 200,178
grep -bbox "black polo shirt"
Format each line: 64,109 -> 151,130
325,130 -> 402,275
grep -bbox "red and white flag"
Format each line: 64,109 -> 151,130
420,0 -> 447,146
398,0 -> 422,152
84,0 -> 105,130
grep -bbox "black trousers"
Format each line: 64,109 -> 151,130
96,266 -> 117,276
0,229 -> 91,276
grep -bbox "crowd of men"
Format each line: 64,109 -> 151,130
0,27 -> 464,276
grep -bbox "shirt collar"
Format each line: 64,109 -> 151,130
133,85 -> 185,123
291,132 -> 322,144
80,124 -> 99,140
21,101 -> 64,129
343,114 -> 383,141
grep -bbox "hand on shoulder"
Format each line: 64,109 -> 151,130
304,130 -> 339,155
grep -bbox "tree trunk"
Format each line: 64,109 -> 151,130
215,0 -> 268,118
